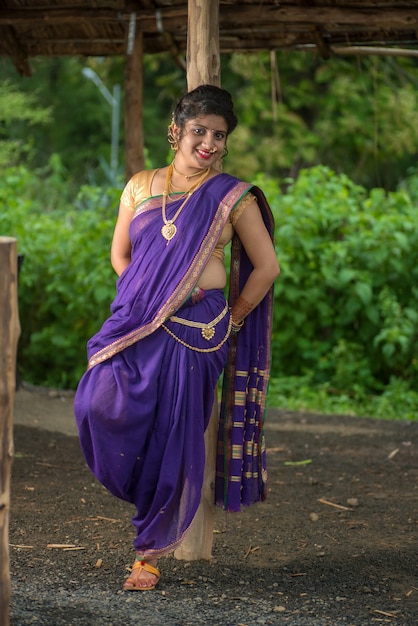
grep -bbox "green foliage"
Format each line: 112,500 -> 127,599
4,52 -> 418,191
255,165 -> 418,394
0,163 -> 119,388
0,55 -> 181,186
2,50 -> 418,410
268,375 -> 418,421
226,52 -> 418,189
1,162 -> 418,406
0,79 -> 51,167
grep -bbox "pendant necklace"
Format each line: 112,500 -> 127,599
161,163 -> 210,242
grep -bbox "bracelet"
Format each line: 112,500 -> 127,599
230,316 -> 244,334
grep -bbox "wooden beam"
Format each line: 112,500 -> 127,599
124,18 -> 144,181
140,0 -> 186,70
1,26 -> 32,76
2,2 -> 418,63
0,237 -> 20,626
0,7 -> 187,26
4,31 -> 417,60
1,6 -> 418,30
331,45 -> 418,58
221,6 -> 418,29
0,9 -> 140,25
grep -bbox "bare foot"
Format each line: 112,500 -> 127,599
123,557 -> 160,591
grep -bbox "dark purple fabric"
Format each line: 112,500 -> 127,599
216,187 -> 275,511
86,174 -> 250,366
75,290 -> 230,557
74,174 -> 253,557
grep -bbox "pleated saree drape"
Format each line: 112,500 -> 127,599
74,174 -> 275,557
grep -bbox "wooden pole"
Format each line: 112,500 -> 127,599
174,0 -> 220,562
124,15 -> 144,181
331,45 -> 418,58
0,237 -> 20,626
186,0 -> 220,90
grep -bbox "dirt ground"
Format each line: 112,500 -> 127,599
7,384 -> 418,625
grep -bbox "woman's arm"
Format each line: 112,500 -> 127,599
231,198 -> 280,323
110,203 -> 134,276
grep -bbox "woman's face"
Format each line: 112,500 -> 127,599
175,114 -> 228,169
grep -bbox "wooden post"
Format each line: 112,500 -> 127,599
174,0 -> 220,562
124,16 -> 144,181
0,237 -> 20,626
186,0 -> 220,90
174,393 -> 219,561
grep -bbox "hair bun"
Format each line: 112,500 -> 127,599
172,85 -> 238,135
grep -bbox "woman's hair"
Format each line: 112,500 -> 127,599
172,84 -> 238,135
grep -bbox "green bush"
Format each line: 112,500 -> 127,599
0,163 -> 118,388
1,162 -> 417,395
254,166 -> 418,391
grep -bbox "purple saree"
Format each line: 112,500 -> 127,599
74,174 -> 275,558
215,186 -> 275,511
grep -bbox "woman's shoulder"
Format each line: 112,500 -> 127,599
121,169 -> 159,209
127,168 -> 159,189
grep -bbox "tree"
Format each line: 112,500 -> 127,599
3,51 -> 418,190
224,52 -> 418,189
0,80 -> 50,167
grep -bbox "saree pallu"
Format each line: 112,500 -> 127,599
216,186 -> 275,512
74,174 -> 256,557
85,175 -> 252,367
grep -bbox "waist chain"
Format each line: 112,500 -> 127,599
161,302 -> 231,352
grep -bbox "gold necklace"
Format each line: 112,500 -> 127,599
167,178 -> 187,200
161,163 -> 210,242
172,160 -> 205,180
169,178 -> 186,191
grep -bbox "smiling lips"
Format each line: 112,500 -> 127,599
197,148 -> 216,159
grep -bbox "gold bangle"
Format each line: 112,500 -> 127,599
230,317 -> 244,328
230,316 -> 244,334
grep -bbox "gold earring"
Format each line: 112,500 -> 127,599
167,122 -> 179,151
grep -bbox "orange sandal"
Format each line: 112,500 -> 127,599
123,558 -> 160,591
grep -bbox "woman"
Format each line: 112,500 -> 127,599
74,85 -> 279,591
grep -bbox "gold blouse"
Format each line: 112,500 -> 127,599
120,169 -> 256,262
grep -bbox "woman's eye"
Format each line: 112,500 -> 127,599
215,133 -> 226,140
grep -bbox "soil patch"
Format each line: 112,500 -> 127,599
8,385 -> 418,625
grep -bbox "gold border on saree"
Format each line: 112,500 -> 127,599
162,303 -> 231,352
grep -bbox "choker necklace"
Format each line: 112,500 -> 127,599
172,161 -> 206,181
168,178 -> 187,197
161,163 -> 210,242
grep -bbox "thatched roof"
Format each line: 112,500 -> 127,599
2,1 -> 418,76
